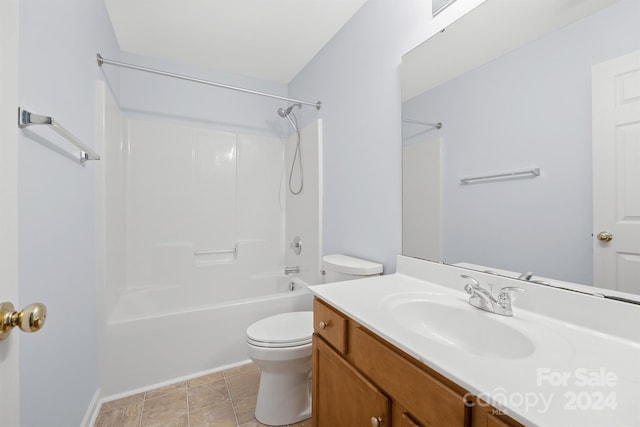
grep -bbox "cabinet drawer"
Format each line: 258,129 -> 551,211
349,325 -> 471,427
313,298 -> 348,354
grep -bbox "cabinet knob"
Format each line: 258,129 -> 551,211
319,320 -> 328,330
371,416 -> 383,427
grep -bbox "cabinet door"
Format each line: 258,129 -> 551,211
348,325 -> 470,426
313,335 -> 390,427
486,413 -> 519,427
400,412 -> 422,427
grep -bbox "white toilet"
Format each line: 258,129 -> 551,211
246,254 -> 383,426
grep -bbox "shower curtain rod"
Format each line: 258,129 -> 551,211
96,54 -> 322,110
402,118 -> 442,129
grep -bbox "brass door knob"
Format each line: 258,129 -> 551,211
0,302 -> 47,341
597,231 -> 613,242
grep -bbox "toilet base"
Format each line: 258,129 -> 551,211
247,342 -> 312,426
254,369 -> 311,426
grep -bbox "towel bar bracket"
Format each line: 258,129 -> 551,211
17,107 -> 100,163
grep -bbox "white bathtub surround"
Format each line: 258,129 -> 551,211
285,119 -> 323,285
97,82 -> 322,397
118,117 -> 284,295
103,276 -> 312,397
309,256 -> 640,426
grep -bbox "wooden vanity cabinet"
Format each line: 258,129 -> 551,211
313,335 -> 390,426
472,401 -> 525,427
312,298 -> 524,427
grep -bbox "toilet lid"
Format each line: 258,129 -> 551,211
246,311 -> 313,348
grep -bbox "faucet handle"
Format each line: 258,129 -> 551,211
462,275 -> 480,295
461,274 -> 480,288
497,287 -> 525,305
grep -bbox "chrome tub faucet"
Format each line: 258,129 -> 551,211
461,275 -> 525,316
284,266 -> 300,275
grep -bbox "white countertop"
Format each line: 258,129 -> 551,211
309,264 -> 640,427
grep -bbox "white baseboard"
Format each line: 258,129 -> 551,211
101,359 -> 252,403
80,388 -> 101,427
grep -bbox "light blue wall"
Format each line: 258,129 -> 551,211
18,0 -> 120,425
288,0 -> 434,273
403,0 -> 640,284
117,51 -> 290,138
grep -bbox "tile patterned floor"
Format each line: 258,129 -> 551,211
95,363 -> 312,427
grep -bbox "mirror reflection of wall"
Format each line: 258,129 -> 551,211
432,0 -> 457,16
402,0 -> 640,287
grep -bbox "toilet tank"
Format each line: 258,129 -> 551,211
322,254 -> 383,283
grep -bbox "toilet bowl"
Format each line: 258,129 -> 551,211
246,311 -> 313,426
246,254 -> 383,425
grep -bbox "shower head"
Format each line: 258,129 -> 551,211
277,103 -> 301,118
278,103 -> 301,132
277,107 -> 289,118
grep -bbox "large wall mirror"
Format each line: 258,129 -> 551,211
402,0 -> 640,297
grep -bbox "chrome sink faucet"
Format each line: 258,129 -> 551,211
461,275 -> 525,316
517,271 -> 533,281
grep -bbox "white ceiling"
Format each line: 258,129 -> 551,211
104,0 -> 369,84
402,0 -> 621,100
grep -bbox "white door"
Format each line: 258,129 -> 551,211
0,0 -> 20,425
592,50 -> 640,294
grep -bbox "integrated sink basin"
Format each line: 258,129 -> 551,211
381,293 -> 535,359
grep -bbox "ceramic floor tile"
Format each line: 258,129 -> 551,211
100,392 -> 145,412
140,413 -> 188,427
188,378 -> 229,411
94,401 -> 143,427
226,371 -> 260,401
231,395 -> 258,425
144,381 -> 186,399
223,362 -> 258,378
237,420 -> 270,427
288,418 -> 312,427
189,400 -> 237,427
187,371 -> 225,388
94,361 -> 309,427
140,389 -> 188,426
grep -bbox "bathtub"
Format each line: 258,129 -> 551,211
101,276 -> 313,398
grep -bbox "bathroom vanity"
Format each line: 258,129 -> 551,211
312,297 -> 521,427
309,256 -> 640,427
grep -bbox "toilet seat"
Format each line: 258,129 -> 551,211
246,311 -> 313,348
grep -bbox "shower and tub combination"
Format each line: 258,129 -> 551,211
96,56 -> 324,398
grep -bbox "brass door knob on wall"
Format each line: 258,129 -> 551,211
597,231 -> 613,242
0,302 -> 47,340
